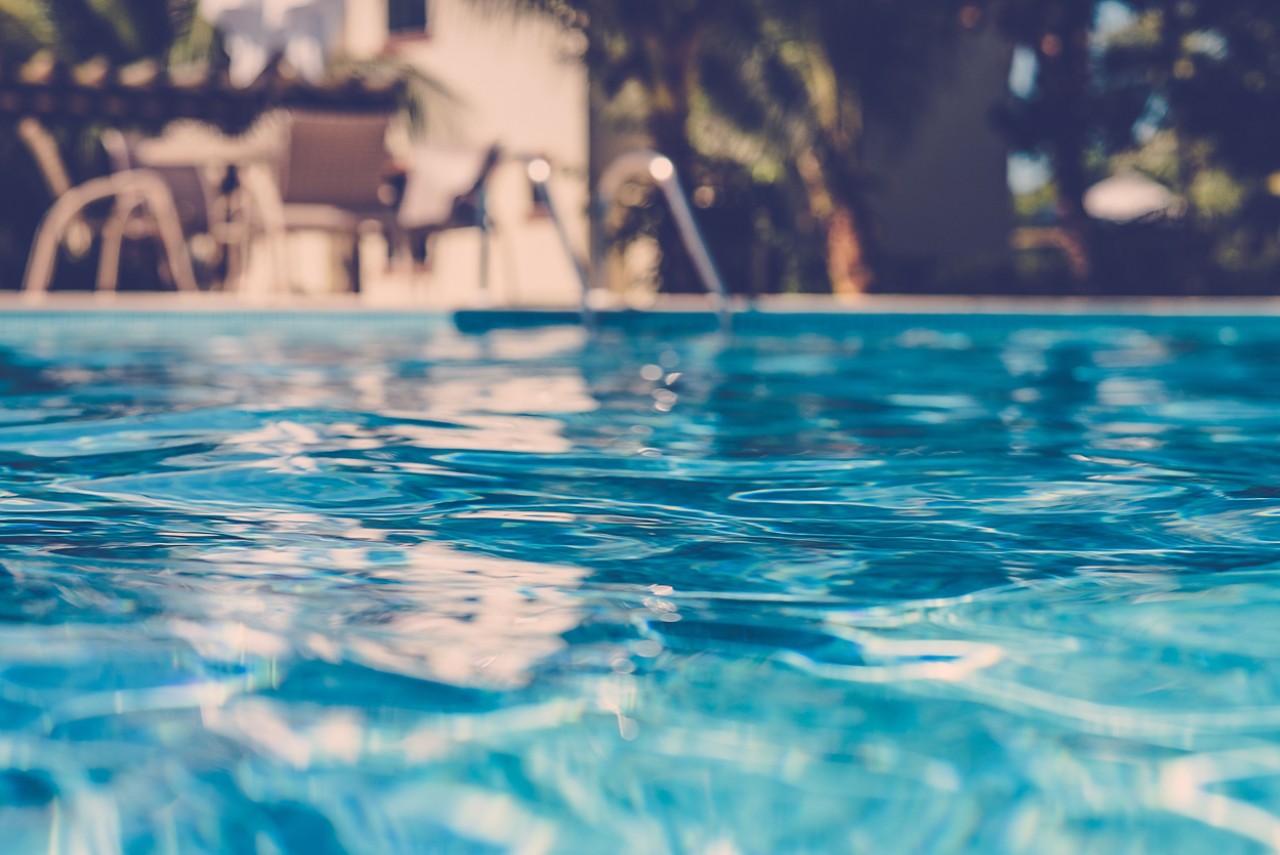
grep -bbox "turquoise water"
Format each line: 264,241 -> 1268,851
3,310 -> 1280,853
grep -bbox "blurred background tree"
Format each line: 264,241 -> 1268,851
700,0 -> 968,295
1120,0 -> 1280,287
991,0 -> 1280,293
578,0 -> 1280,296
985,0 -> 1100,279
488,0 -> 970,296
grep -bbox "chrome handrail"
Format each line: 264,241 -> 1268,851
526,157 -> 592,307
527,150 -> 731,328
593,150 -> 730,327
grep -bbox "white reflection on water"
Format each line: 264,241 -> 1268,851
426,374 -> 598,417
345,543 -> 588,688
799,570 -> 1280,851
388,414 -> 575,454
778,627 -> 1004,684
186,542 -> 588,690
1161,748 -> 1280,852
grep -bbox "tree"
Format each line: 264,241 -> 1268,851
1091,0 -> 1280,284
987,0 -> 1280,290
486,0 -> 969,295
699,0 -> 968,294
0,0 -> 202,66
986,0 -> 1101,279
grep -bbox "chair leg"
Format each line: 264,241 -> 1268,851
22,176 -> 119,295
349,234 -> 362,294
387,226 -> 414,292
97,196 -> 144,293
479,219 -> 492,296
22,209 -> 68,296
217,186 -> 249,292
477,188 -> 493,297
136,179 -> 199,293
239,165 -> 290,294
394,228 -> 413,276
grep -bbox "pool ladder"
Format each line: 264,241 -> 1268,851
526,151 -> 731,328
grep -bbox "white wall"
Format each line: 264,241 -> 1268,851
346,0 -> 591,305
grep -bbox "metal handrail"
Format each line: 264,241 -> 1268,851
593,150 -> 730,327
526,157 -> 592,306
526,150 -> 731,328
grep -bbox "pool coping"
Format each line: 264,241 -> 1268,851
6,292 -> 1280,316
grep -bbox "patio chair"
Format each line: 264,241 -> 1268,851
100,128 -> 229,291
103,119 -> 299,293
19,118 -> 199,295
396,143 -> 502,289
255,109 -> 404,293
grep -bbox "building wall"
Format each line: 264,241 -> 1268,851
342,0 -> 590,305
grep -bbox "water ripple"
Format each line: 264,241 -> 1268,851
2,314 -> 1280,852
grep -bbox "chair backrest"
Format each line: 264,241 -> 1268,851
398,144 -> 502,231
17,118 -> 73,198
278,110 -> 393,211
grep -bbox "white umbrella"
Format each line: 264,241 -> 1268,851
1084,172 -> 1183,223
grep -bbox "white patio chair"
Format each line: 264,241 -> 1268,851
18,118 -> 199,296
396,143 -> 502,291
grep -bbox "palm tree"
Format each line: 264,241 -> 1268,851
0,0 -> 201,65
700,0 -> 966,294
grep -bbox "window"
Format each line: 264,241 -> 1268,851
388,0 -> 429,36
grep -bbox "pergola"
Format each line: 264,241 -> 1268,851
0,51 -> 402,132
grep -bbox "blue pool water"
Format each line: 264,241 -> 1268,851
4,309 -> 1280,853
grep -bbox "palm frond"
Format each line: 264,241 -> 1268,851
327,54 -> 459,140
0,2 -> 58,54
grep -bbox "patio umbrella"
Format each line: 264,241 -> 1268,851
1084,172 -> 1184,224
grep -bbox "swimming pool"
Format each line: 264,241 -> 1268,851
3,308 -> 1280,853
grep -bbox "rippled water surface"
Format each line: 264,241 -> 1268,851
6,310 -> 1280,853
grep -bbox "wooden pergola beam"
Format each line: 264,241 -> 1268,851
0,53 -> 401,133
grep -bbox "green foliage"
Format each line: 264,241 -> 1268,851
982,0 -> 1280,290
1104,0 -> 1280,283
0,0 -> 192,64
1013,180 -> 1059,222
0,2 -> 59,53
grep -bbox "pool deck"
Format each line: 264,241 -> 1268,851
6,291 -> 1280,317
